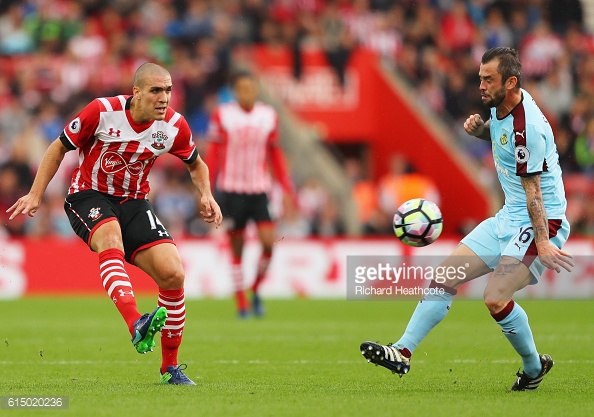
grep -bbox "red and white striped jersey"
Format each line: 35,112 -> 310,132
60,95 -> 197,199
207,101 -> 281,194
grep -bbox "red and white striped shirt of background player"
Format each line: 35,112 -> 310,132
59,95 -> 198,200
204,100 -> 293,196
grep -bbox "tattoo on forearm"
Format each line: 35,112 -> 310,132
528,197 -> 548,242
522,175 -> 549,244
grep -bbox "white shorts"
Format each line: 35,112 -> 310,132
460,211 -> 570,284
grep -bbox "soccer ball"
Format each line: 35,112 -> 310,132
393,198 -> 443,247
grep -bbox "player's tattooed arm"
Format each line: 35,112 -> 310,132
521,174 -> 549,244
521,174 -> 574,273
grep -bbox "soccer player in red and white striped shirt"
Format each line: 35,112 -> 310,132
8,63 -> 222,385
205,70 -> 295,318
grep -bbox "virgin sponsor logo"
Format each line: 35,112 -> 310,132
100,151 -> 145,176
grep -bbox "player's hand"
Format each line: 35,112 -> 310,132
464,114 -> 485,137
199,194 -> 223,228
6,193 -> 42,220
536,241 -> 574,273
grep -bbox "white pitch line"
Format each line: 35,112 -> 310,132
1,359 -> 594,365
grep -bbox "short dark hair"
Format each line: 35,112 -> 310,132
231,70 -> 255,87
134,63 -> 170,88
481,47 -> 522,88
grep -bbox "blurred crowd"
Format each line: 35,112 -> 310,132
0,0 -> 593,239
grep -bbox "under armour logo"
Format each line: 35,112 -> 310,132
118,288 -> 135,297
514,130 -> 525,139
167,330 -> 183,338
108,128 -> 121,137
158,230 -> 169,237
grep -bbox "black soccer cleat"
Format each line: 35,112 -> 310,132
360,341 -> 410,378
511,354 -> 554,391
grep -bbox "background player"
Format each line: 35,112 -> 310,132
205,70 -> 295,318
7,63 -> 222,385
360,47 -> 573,391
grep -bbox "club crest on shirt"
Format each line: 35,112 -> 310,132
151,131 -> 168,149
69,117 -> 81,134
515,146 -> 530,164
499,128 -> 509,146
88,207 -> 102,221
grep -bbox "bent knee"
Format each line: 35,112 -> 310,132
484,299 -> 510,315
158,268 -> 185,289
93,233 -> 124,253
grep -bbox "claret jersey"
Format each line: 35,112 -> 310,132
488,89 -> 567,220
60,95 -> 197,199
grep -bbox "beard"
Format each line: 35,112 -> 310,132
482,85 -> 507,108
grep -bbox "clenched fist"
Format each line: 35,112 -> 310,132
464,114 -> 485,137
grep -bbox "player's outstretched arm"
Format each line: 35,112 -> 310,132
521,175 -> 573,273
464,114 -> 491,141
7,138 -> 70,220
185,155 -> 222,228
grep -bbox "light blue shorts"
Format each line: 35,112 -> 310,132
460,211 -> 570,284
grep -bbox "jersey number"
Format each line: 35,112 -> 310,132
518,227 -> 533,244
146,210 -> 169,236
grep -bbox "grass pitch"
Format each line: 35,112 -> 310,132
1,297 -> 593,417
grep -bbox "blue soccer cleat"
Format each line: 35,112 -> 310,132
251,292 -> 265,317
131,306 -> 167,354
160,364 -> 196,385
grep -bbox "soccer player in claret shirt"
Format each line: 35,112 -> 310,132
8,63 -> 222,385
205,70 -> 295,318
360,47 -> 573,391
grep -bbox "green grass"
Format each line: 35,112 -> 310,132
1,298 -> 593,417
